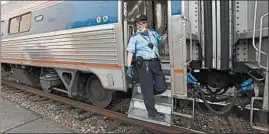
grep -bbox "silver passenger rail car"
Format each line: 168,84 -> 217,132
1,0 -> 268,131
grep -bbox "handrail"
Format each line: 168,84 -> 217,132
252,0 -> 267,56
128,25 -> 135,35
258,13 -> 269,69
181,16 -> 193,66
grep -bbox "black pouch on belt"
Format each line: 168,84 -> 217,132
136,56 -> 144,68
131,56 -> 143,84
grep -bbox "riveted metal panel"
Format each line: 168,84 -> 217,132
235,40 -> 248,62
188,1 -> 199,35
235,1 -> 248,33
192,41 -> 200,60
235,1 -> 268,33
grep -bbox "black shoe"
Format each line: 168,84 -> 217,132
148,112 -> 165,121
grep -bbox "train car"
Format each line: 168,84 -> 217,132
1,0 -> 268,130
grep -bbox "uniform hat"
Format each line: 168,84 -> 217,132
135,14 -> 147,23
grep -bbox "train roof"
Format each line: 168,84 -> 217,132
1,1 -> 48,20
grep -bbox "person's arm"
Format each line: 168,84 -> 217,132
162,32 -> 168,41
127,52 -> 133,67
126,37 -> 136,67
153,31 -> 164,46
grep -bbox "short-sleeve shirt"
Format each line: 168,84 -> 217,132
126,29 -> 162,60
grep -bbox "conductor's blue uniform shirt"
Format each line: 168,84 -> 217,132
126,29 -> 163,60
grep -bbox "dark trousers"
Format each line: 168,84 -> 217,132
137,59 -> 167,116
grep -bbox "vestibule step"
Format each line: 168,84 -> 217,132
128,108 -> 171,126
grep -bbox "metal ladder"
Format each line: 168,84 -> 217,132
249,1 -> 268,131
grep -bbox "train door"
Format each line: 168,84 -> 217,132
123,0 -> 181,126
123,0 -> 169,62
122,0 -> 171,86
167,1 -> 192,118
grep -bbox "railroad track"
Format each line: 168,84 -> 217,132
1,79 -> 202,134
2,78 -> 267,133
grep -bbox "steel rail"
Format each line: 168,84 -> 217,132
2,80 -> 202,134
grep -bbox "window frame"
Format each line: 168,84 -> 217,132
1,21 -> 5,36
8,12 -> 32,35
35,15 -> 43,22
8,16 -> 20,34
19,12 -> 32,33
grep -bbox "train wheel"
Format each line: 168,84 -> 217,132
85,76 -> 114,108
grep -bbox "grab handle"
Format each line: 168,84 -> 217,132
181,16 -> 193,66
258,13 -> 268,69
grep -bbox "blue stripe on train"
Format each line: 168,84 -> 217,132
171,0 -> 182,15
64,1 -> 118,29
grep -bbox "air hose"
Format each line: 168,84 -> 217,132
206,86 -> 229,95
188,74 -> 228,96
196,83 -> 240,115
187,73 -> 254,115
204,86 -> 232,102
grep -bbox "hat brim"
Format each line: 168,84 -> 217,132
135,20 -> 147,23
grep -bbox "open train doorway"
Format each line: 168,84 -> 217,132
123,0 -> 172,125
124,0 -> 169,63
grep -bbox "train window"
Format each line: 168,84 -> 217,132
9,12 -> 32,34
9,16 -> 20,34
1,21 -> 4,36
35,15 -> 43,22
19,13 -> 31,32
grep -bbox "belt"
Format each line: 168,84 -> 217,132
143,58 -> 159,61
